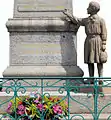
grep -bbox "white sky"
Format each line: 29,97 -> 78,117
0,0 -> 110,77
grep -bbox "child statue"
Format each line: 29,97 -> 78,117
63,1 -> 107,84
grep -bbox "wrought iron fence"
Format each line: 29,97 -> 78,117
0,77 -> 111,120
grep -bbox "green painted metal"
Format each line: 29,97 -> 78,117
0,77 -> 111,120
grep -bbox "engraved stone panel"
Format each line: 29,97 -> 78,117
10,32 -> 77,65
14,0 -> 72,18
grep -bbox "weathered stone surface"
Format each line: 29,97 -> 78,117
13,0 -> 72,18
10,32 -> 76,65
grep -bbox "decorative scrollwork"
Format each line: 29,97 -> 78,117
107,114 -> 111,120
16,86 -> 26,95
1,114 -> 15,120
71,114 -> 85,120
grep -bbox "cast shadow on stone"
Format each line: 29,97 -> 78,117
60,28 -> 76,73
60,21 -> 84,84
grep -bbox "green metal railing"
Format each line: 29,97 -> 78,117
0,77 -> 111,120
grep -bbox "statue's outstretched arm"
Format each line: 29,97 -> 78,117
63,10 -> 78,24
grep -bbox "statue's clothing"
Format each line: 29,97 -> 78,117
72,14 -> 107,63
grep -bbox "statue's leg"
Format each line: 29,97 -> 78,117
97,63 -> 103,84
88,63 -> 94,84
97,63 -> 103,77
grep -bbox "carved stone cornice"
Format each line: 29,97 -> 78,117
6,18 -> 79,33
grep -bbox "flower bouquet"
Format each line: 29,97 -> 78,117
6,93 -> 68,120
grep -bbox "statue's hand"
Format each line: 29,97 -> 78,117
62,9 -> 68,15
101,44 -> 106,51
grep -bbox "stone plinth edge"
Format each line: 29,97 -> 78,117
3,66 -> 84,77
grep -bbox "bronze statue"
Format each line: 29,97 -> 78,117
63,1 -> 107,84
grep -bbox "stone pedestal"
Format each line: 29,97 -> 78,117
3,0 -> 83,77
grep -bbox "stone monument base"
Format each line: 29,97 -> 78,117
3,65 -> 83,77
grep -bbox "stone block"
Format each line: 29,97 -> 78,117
13,0 -> 72,18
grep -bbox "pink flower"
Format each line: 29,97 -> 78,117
34,99 -> 39,104
17,110 -> 25,115
37,104 -> 43,111
7,102 -> 12,109
6,102 -> 12,113
18,104 -> 25,111
17,105 -> 25,115
53,105 -> 62,114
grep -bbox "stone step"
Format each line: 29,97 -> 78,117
79,86 -> 111,93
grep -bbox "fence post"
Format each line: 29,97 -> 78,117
94,78 -> 99,120
0,79 -> 2,91
66,79 -> 70,120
